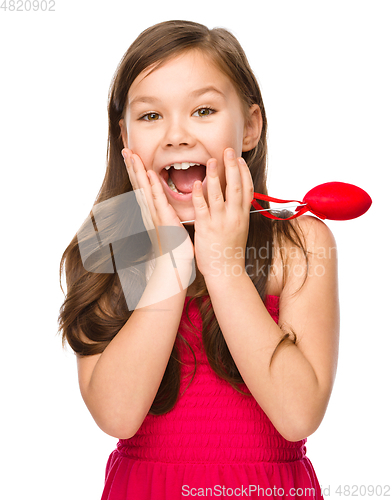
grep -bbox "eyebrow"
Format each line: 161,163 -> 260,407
129,86 -> 226,107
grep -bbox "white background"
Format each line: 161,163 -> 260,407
1,1 -> 390,499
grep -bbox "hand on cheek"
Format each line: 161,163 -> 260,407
192,148 -> 253,281
122,148 -> 195,263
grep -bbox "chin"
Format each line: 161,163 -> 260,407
174,207 -> 195,225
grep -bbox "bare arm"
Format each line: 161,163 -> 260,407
76,145 -> 196,440
204,216 -> 339,442
77,257 -> 193,439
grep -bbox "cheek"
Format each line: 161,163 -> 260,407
127,131 -> 153,166
217,112 -> 244,141
127,128 -> 142,149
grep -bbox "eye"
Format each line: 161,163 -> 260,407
193,107 -> 216,118
140,112 -> 161,121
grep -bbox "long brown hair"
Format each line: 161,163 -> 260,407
57,20 -> 308,415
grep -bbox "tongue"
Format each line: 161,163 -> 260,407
170,165 -> 206,193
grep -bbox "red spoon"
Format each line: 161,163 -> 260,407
250,182 -> 372,221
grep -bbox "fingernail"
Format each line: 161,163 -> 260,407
121,149 -> 126,160
226,149 -> 235,159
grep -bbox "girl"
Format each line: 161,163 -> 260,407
58,20 -> 339,500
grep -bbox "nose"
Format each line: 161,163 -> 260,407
162,117 -> 195,148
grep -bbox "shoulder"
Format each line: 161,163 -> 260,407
277,214 -> 339,319
294,215 -> 337,252
284,215 -> 338,286
266,215 -> 337,297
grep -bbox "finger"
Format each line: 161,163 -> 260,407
205,158 -> 225,216
147,169 -> 171,208
237,156 -> 254,209
131,153 -> 167,216
130,153 -> 159,225
147,170 -> 185,227
192,178 -> 210,225
122,149 -> 158,231
122,148 -> 140,190
224,148 -> 243,211
130,151 -> 152,195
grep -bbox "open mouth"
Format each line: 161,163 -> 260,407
160,163 -> 207,195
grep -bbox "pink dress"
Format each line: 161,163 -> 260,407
102,295 -> 324,499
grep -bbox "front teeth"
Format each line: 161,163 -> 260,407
164,162 -> 200,170
164,162 -> 201,195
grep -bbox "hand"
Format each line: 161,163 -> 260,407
122,148 -> 195,265
191,148 -> 254,281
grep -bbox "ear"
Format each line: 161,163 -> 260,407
119,118 -> 129,149
242,104 -> 263,152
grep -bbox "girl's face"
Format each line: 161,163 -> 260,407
120,49 -> 261,224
